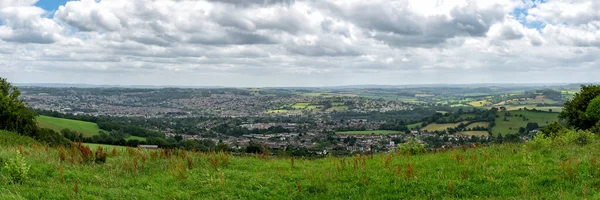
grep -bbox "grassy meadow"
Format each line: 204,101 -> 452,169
36,115 -> 146,141
421,121 -> 469,132
491,111 -> 559,136
2,131 -> 600,199
36,116 -> 102,137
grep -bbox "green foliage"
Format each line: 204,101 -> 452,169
0,77 -> 38,136
529,134 -> 552,149
586,96 -> 600,121
3,150 -> 30,184
397,138 -> 425,154
560,85 -> 600,130
33,128 -> 72,147
555,129 -> 596,146
0,131 -> 39,147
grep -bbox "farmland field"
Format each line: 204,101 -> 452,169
491,111 -> 559,136
336,130 -> 403,135
266,109 -> 290,113
36,115 -> 101,137
458,131 -> 489,137
325,106 -> 349,112
466,122 -> 489,129
407,123 -> 422,130
37,116 -> 147,141
291,102 -> 311,109
469,100 -> 490,107
421,121 -> 469,132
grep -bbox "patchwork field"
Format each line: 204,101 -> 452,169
336,130 -> 404,135
458,131 -> 489,137
266,109 -> 291,113
325,106 -> 349,112
421,121 -> 469,132
36,115 -> 101,137
491,111 -> 559,136
469,100 -> 490,107
466,122 -> 489,130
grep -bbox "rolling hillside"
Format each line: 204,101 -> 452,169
36,116 -> 146,141
1,135 -> 599,199
36,115 -> 102,137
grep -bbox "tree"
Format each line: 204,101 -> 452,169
0,78 -> 38,136
560,85 -> 600,130
586,96 -> 600,121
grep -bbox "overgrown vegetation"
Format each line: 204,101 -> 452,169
1,132 -> 600,198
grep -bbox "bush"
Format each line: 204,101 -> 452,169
397,138 -> 426,155
3,150 -> 30,184
556,129 -> 596,146
529,134 -> 552,149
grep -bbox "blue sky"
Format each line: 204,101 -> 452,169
34,0 -> 69,16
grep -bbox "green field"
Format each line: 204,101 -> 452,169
458,131 -> 489,137
336,130 -> 403,135
465,122 -> 489,130
421,121 -> 469,132
291,102 -> 311,109
491,111 -> 559,136
125,136 -> 147,141
325,106 -> 349,112
2,131 -> 600,199
266,109 -> 290,113
407,123 -> 422,130
36,115 -> 146,141
36,115 -> 102,137
84,143 -> 129,150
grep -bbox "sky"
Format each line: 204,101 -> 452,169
0,0 -> 599,87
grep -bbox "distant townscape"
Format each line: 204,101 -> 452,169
19,84 -> 578,156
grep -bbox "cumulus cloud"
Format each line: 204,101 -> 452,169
0,0 -> 63,43
1,0 -> 600,86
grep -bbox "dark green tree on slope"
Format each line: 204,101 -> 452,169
559,85 -> 600,130
0,77 -> 38,136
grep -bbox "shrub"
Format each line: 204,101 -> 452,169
397,138 -> 426,155
529,134 -> 552,149
555,129 -> 596,146
3,150 -> 30,184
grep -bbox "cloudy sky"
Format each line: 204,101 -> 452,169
0,0 -> 599,87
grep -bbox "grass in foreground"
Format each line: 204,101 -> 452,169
36,116 -> 101,137
2,132 -> 600,199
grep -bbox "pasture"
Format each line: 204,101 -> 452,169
36,115 -> 101,137
421,121 -> 469,132
469,100 -> 490,107
491,110 -> 559,136
458,131 -> 489,137
466,122 -> 489,130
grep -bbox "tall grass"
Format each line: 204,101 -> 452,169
1,134 -> 600,199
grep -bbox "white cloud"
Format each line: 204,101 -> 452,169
0,0 -> 599,86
